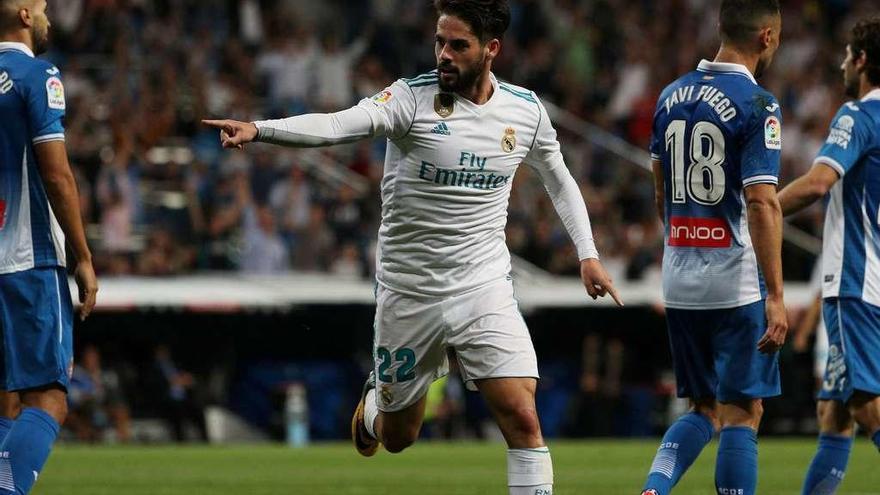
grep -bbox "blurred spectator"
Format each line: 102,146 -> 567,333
292,204 -> 336,271
137,227 -> 196,276
314,26 -> 373,110
269,163 -> 312,246
95,139 -> 136,254
67,345 -> 132,443
565,333 -> 624,437
146,345 -> 208,443
241,204 -> 290,274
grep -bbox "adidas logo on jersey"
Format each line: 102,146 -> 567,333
431,122 -> 451,136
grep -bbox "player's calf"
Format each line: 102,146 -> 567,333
714,400 -> 764,495
478,378 -> 543,448
375,397 -> 427,454
641,401 -> 717,495
849,392 -> 880,451
0,387 -> 67,495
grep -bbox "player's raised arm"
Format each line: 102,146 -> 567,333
203,80 -> 417,150
34,140 -> 97,320
524,98 -> 622,306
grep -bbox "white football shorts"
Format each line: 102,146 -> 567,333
372,278 -> 539,412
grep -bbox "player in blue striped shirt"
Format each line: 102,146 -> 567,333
640,1 -> 787,494
778,17 -> 880,495
0,1 -> 97,493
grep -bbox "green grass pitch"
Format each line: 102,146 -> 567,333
36,440 -> 879,494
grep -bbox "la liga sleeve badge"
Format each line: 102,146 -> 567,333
46,76 -> 65,110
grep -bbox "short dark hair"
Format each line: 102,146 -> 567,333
851,17 -> 880,86
433,0 -> 511,43
0,0 -> 25,35
718,0 -> 780,46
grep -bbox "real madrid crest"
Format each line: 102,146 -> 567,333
501,127 -> 516,153
434,93 -> 454,118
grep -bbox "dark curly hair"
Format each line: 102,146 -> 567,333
851,17 -> 880,86
433,0 -> 511,43
719,0 -> 780,46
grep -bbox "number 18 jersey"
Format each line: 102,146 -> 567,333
650,60 -> 782,309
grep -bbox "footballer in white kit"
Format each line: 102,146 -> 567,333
205,1 -> 620,493
354,70 -> 603,411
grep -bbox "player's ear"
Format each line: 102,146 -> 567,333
758,26 -> 773,50
18,6 -> 32,28
485,38 -> 501,59
854,49 -> 868,73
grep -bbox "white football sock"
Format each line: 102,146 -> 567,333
364,388 -> 379,439
508,447 -> 554,495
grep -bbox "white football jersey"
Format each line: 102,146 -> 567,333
357,71 -> 574,297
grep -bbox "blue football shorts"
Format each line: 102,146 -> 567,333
819,297 -> 880,402
665,299 -> 781,402
0,267 -> 74,391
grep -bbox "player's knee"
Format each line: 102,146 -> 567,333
850,394 -> 880,433
720,399 -> 763,429
692,399 -> 720,431
817,400 -> 854,434
0,392 -> 20,419
501,405 -> 542,439
20,387 -> 68,424
751,399 -> 764,421
382,430 -> 417,453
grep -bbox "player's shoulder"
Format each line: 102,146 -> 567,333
13,55 -> 58,80
400,70 -> 439,91
743,86 -> 779,112
495,78 -> 539,106
654,71 -> 700,113
14,58 -> 62,96
837,91 -> 880,128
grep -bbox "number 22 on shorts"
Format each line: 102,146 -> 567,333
376,347 -> 417,383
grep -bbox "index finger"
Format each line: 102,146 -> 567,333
606,282 -> 624,307
201,119 -> 228,129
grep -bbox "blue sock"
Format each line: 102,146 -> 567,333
872,430 -> 880,452
642,412 -> 714,495
0,418 -> 14,444
715,426 -> 758,495
0,408 -> 60,495
801,434 -> 853,495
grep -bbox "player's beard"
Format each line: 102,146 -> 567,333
844,67 -> 860,99
438,53 -> 487,93
31,17 -> 49,55
754,56 -> 769,79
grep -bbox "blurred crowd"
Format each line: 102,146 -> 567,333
46,0 -> 871,279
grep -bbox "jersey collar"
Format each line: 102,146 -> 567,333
452,72 -> 499,115
696,59 -> 756,84
861,88 -> 880,102
0,42 -> 34,58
